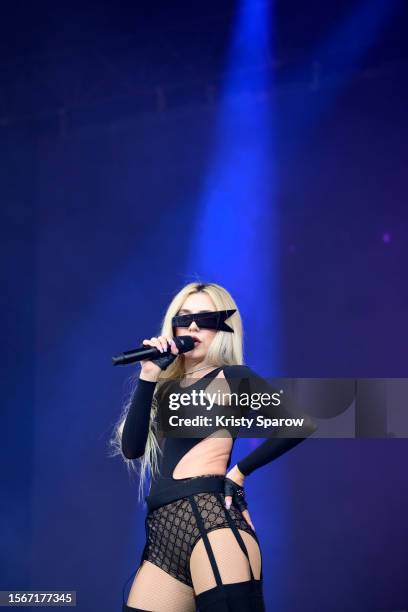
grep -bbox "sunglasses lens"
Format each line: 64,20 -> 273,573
194,314 -> 219,328
173,315 -> 192,327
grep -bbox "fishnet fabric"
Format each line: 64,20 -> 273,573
143,491 -> 255,587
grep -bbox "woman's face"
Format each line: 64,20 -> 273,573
174,292 -> 217,360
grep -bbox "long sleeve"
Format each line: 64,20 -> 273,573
224,365 -> 317,476
236,436 -> 313,476
121,378 -> 157,459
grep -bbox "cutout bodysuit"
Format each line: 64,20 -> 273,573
121,365 -> 316,611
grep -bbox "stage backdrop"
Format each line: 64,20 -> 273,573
2,65 -> 408,611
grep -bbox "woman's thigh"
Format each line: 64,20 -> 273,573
190,528 -> 262,596
126,560 -> 196,612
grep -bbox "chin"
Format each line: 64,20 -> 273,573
189,347 -> 206,358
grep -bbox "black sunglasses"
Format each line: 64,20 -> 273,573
171,309 -> 236,333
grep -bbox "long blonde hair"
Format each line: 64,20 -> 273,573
109,281 -> 244,503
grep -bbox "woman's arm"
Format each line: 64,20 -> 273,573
121,334 -> 179,459
224,365 -> 317,476
236,430 -> 316,476
121,378 -> 157,459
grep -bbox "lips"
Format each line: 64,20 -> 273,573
190,335 -> 201,346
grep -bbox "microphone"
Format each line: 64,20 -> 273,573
112,335 -> 194,366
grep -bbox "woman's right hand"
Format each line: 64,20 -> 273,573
139,335 -> 179,382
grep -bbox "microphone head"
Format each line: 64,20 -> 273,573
174,335 -> 195,353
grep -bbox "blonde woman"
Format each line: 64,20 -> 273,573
114,282 -> 316,611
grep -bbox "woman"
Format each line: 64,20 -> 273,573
113,282 -> 316,611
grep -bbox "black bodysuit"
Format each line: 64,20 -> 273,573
121,365 -> 316,609
122,364 -> 316,484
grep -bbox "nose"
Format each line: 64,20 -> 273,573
188,320 -> 200,332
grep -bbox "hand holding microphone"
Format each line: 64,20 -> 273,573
139,336 -> 180,381
112,335 -> 195,382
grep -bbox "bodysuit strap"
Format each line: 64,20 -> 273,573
174,366 -> 224,390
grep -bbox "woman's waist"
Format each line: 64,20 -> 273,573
145,474 -> 226,512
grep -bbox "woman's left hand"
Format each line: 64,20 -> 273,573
225,465 -> 256,532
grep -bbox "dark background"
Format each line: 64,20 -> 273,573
1,1 -> 408,610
